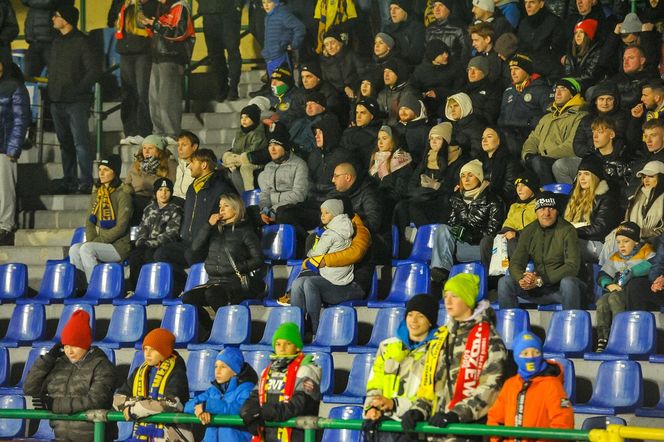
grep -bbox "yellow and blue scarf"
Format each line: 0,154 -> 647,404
89,185 -> 117,229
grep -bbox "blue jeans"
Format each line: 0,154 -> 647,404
51,101 -> 93,188
430,224 -> 482,270
497,275 -> 585,310
290,274 -> 364,331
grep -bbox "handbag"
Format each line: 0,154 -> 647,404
224,247 -> 251,291
489,234 -> 510,276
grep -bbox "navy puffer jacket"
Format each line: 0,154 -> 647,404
0,76 -> 30,158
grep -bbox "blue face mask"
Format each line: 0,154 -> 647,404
515,352 -> 546,381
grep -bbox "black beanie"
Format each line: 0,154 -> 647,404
306,90 -> 327,108
577,155 -> 604,179
615,221 -> 641,243
300,62 -> 322,80
56,4 -> 79,27
271,65 -> 294,88
425,39 -> 451,62
405,294 -> 439,327
514,170 -> 541,194
384,58 -> 408,83
267,122 -> 291,151
390,0 -> 411,12
357,97 -> 379,118
99,154 -> 122,177
241,104 -> 261,125
153,177 -> 174,195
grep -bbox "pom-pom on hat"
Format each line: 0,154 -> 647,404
61,310 -> 93,350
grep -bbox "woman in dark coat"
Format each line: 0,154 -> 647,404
477,126 -> 522,205
563,19 -> 602,92
183,193 -> 266,339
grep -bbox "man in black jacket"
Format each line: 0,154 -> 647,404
48,4 -> 101,194
517,0 -> 566,81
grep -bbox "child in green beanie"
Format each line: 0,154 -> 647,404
400,273 -> 507,433
240,322 -> 322,441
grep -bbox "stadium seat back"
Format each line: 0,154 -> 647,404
0,263 -> 28,302
496,309 -> 530,350
0,395 -> 25,437
407,224 -> 441,262
344,353 -> 376,397
262,307 -> 303,345
203,304 -> 251,347
133,262 -> 173,302
99,304 -> 147,347
376,262 -> 430,306
243,351 -> 271,377
242,189 -> 261,207
128,350 -> 145,376
368,307 -> 404,347
70,227 -> 86,246
548,357 -> 576,402
322,406 -> 363,442
50,304 -> 95,344
590,361 -> 643,408
35,262 -> 76,302
33,418 -> 56,439
543,310 -> 592,357
449,261 -> 487,301
605,311 -> 656,357
187,349 -> 217,394
17,347 -> 49,389
0,348 -> 8,386
542,183 -> 573,195
0,304 -> 45,346
77,263 -> 124,303
310,306 -> 357,348
261,224 -> 296,261
161,304 -> 198,347
310,352 -> 333,396
184,263 -> 209,292
581,416 -> 626,429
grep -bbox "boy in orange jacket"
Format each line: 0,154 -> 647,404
487,331 -> 573,439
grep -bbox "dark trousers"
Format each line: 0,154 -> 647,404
127,245 -> 157,291
153,241 -> 206,296
625,277 -> 664,310
24,41 -> 51,78
525,155 -> 557,185
51,101 -> 93,189
131,194 -> 152,226
275,201 -> 322,252
120,52 -> 152,137
248,1 -> 265,49
203,12 -> 242,94
182,284 -> 231,338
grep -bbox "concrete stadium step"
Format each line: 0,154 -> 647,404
14,228 -> 77,247
19,195 -> 89,212
18,209 -> 88,229
0,245 -> 67,265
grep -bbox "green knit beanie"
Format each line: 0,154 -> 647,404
443,274 -> 480,309
272,322 -> 303,350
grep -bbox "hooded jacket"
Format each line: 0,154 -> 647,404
340,118 -> 382,169
447,183 -> 505,244
498,75 -> 552,132
412,301 -> 507,421
24,347 -> 117,442
182,171 -> 236,243
396,101 -> 431,165
445,93 -> 486,158
487,361 -> 574,441
258,152 -> 309,211
306,117 -> 351,204
365,322 -> 437,419
522,94 -> 588,160
184,363 -> 258,442
310,213 -> 354,285
625,180 -> 664,241
377,83 -> 420,126
502,198 -> 537,233
509,217 -> 581,285
463,77 -> 503,125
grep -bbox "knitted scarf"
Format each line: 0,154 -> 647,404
130,355 -> 177,441
192,172 -> 213,193
89,185 -> 117,229
140,156 -> 161,175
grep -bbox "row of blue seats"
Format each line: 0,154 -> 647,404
0,298 -> 663,363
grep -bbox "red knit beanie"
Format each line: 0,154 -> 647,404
142,328 -> 175,359
574,19 -> 598,40
61,310 -> 93,349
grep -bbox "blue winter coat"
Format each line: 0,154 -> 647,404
261,4 -> 305,61
0,77 -> 30,158
184,363 -> 257,442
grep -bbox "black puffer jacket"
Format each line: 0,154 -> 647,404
478,146 -> 522,205
330,173 -> 383,234
385,17 -> 426,65
424,19 -> 471,64
463,78 -> 503,125
447,184 -> 505,244
517,7 -> 566,79
22,0 -> 58,44
192,219 -> 265,286
24,347 -> 116,441
320,46 -> 362,92
572,180 -> 621,241
307,117 -> 351,204
340,120 -> 381,171
563,41 -> 602,92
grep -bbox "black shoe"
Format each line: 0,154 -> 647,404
430,267 -> 449,284
0,230 -> 13,246
216,89 -> 229,102
227,89 -> 239,101
249,83 -> 270,98
77,183 -> 93,195
50,178 -> 76,195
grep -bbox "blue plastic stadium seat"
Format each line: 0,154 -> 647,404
189,305 -> 251,350
650,354 -> 664,363
323,353 -> 375,404
187,349 -> 217,395
0,395 -> 25,438
241,307 -> 303,351
99,347 -> 116,365
70,227 -> 86,246
310,352 -> 333,396
322,406 -> 364,442
635,382 -> 664,418
0,348 -> 8,387
574,360 -> 643,414
367,263 -> 430,308
548,357 -> 576,403
0,304 -> 45,347
495,309 -> 530,351
449,261 -> 488,301
0,346 -> 49,395
0,263 -> 28,303
34,304 -> 95,347
348,307 -> 404,354
32,418 -> 56,440
113,263 -> 173,305
581,416 -> 626,429
542,183 -> 573,195
261,224 -> 296,263
393,224 -> 441,265
66,263 -> 124,305
127,350 -> 145,376
160,304 -> 198,348
584,311 -> 656,361
243,350 -> 271,377
438,305 -> 448,325
339,268 -> 379,307
96,304 -> 147,349
242,189 -> 261,207
165,263 -> 209,307
543,310 -> 592,358
19,262 -> 76,305
305,306 -> 357,352
391,225 -> 399,259
116,421 -> 134,442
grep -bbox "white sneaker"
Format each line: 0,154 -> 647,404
120,135 -> 144,145
165,136 -> 178,145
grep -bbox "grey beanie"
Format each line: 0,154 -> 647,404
321,199 -> 344,217
379,125 -> 393,139
620,13 -> 642,34
376,32 -> 395,49
468,56 -> 490,76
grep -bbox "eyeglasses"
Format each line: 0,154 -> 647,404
333,173 -> 349,178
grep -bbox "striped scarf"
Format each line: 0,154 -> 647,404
192,172 -> 213,193
130,355 -> 177,441
89,185 -> 117,229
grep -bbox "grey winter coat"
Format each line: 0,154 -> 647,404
258,152 -> 309,212
309,213 -> 354,285
24,347 -> 116,441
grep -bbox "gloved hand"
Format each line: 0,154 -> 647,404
304,256 -> 322,274
261,403 -> 279,421
428,411 -> 459,428
313,226 -> 325,238
362,417 -> 382,433
47,342 -> 64,360
400,409 -> 424,432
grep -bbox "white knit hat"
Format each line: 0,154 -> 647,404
472,0 -> 495,13
460,159 -> 484,182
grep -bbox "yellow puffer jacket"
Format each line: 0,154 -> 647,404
502,198 -> 537,232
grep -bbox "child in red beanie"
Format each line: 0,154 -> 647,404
24,310 -> 116,441
114,328 -> 193,441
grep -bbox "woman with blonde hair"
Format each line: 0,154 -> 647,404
125,134 -> 177,223
564,156 -> 620,262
